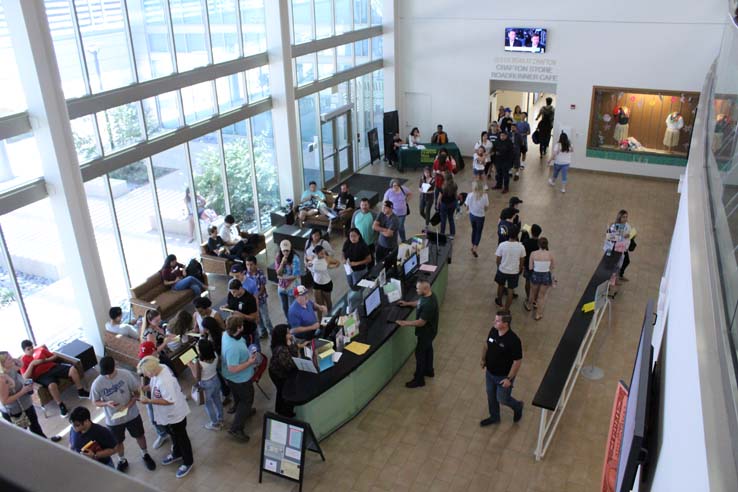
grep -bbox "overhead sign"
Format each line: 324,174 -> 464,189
491,57 -> 559,82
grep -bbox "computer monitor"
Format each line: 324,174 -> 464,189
403,253 -> 419,278
364,286 -> 382,319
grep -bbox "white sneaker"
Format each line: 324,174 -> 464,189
205,422 -> 221,431
153,434 -> 170,450
560,188 -> 566,193
548,179 -> 555,186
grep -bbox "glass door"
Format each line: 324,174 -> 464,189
320,110 -> 353,188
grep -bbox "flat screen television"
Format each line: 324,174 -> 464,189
364,286 -> 382,319
504,28 -> 547,53
615,300 -> 655,492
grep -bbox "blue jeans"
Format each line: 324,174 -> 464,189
257,300 -> 274,337
199,376 -> 224,425
469,214 -> 485,246
552,163 -> 569,184
146,403 -> 168,438
279,291 -> 294,319
485,371 -> 522,421
396,214 -> 407,242
439,201 -> 456,236
173,276 -> 206,296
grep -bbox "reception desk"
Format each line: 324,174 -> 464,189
282,244 -> 450,440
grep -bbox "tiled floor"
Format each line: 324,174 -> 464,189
39,154 -> 679,491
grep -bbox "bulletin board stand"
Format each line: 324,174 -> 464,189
259,412 -> 325,492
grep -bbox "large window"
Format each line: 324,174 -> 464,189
0,5 -> 27,116
297,70 -> 383,186
1,199 -> 84,349
291,0 -> 378,45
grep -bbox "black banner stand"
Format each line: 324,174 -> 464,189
258,412 -> 325,492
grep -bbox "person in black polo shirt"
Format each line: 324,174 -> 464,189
396,279 -> 439,389
480,311 -> 523,425
221,279 -> 260,351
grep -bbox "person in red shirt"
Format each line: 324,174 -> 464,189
20,340 -> 88,417
432,148 -> 457,202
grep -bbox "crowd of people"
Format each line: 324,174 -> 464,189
0,93 -> 645,483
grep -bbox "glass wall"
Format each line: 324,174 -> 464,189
291,0 -> 377,45
1,199 -> 83,349
0,0 -> 388,351
297,69 -> 383,187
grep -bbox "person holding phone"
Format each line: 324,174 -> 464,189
160,254 -> 208,296
137,356 -> 193,478
220,317 -> 258,443
91,357 -> 156,472
0,351 -> 48,438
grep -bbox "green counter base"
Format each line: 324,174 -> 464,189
586,148 -> 687,167
294,264 -> 449,440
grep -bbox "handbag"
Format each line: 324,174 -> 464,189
628,238 -> 637,252
531,130 -> 540,144
401,187 -> 410,216
190,359 -> 204,405
191,384 -> 204,405
10,411 -> 31,429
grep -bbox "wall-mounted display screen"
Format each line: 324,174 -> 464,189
504,28 -> 547,53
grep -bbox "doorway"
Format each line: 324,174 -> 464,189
489,80 -> 558,157
320,106 -> 354,188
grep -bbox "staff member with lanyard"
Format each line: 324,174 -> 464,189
395,279 -> 439,389
480,311 -> 523,426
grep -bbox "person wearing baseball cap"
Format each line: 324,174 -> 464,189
373,200 -> 400,263
221,278 -> 260,350
229,262 -> 258,296
287,285 -> 327,340
275,239 -> 301,319
90,357 -> 156,472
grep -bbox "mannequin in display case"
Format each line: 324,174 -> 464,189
613,107 -> 630,143
663,112 -> 684,151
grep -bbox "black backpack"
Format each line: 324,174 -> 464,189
185,258 -> 205,283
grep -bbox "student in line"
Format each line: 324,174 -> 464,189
526,237 -> 555,320
465,180 -> 489,258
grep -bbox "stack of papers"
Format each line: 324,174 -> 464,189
419,264 -> 437,273
345,342 -> 370,356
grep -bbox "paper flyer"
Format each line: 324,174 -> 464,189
383,278 -> 402,303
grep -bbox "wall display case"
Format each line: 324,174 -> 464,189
587,86 -> 700,166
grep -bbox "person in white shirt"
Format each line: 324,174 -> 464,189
547,132 -> 573,193
307,245 -> 340,316
464,180 -> 489,258
105,307 -> 139,339
189,339 -> 223,431
408,127 -> 421,147
526,237 -> 555,320
474,131 -> 493,191
494,227 -> 526,310
138,356 -> 193,479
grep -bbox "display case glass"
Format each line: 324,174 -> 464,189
587,86 -> 700,165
